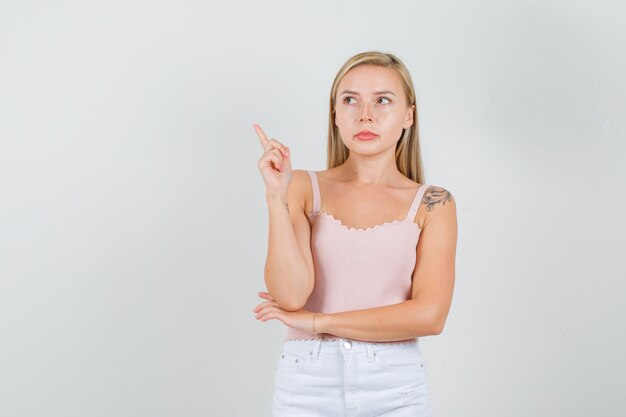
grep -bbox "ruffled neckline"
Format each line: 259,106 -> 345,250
309,211 -> 421,233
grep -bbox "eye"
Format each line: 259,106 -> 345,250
378,96 -> 391,104
343,96 -> 356,104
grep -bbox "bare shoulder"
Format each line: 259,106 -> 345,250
421,184 -> 457,229
422,185 -> 455,212
311,167 -> 337,183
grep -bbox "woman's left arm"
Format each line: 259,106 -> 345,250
317,188 -> 457,341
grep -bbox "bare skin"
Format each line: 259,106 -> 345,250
253,64 -> 457,341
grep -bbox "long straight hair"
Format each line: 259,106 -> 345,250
326,51 -> 425,184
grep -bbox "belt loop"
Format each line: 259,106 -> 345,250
365,342 -> 376,362
310,337 -> 323,362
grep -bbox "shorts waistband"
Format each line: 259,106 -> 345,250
283,337 -> 418,362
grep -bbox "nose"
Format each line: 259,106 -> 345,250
359,102 -> 374,122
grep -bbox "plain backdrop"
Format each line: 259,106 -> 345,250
1,0 -> 624,416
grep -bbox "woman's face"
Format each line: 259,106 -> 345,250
334,64 -> 414,155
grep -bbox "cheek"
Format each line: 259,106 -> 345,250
335,110 -> 353,126
339,107 -> 359,118
376,105 -> 400,118
383,109 -> 407,125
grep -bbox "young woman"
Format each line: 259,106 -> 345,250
253,51 -> 457,416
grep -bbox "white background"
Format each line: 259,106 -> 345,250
1,0 -> 624,416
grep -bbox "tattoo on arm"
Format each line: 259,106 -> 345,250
284,203 -> 289,213
423,186 -> 453,212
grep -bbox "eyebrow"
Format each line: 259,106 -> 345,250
339,89 -> 397,96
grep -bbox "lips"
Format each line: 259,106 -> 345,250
355,130 -> 378,140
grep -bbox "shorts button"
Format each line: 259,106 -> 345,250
343,341 -> 352,350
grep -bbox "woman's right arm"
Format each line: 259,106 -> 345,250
264,170 -> 315,311
255,124 -> 314,312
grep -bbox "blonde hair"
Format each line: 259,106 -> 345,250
327,51 -> 425,184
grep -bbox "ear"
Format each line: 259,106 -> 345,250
403,105 -> 415,129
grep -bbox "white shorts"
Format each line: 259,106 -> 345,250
272,337 -> 432,417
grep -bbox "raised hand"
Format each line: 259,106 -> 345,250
254,123 -> 293,197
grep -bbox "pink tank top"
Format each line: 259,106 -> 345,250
285,170 -> 430,342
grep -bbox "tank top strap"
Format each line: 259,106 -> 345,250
404,183 -> 429,222
307,170 -> 321,214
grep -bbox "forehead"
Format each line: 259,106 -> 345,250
337,65 -> 404,94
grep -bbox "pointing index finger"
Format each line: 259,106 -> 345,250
253,123 -> 271,150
